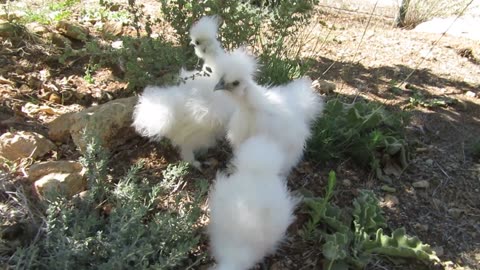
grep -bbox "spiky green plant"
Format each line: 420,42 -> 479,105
303,187 -> 440,269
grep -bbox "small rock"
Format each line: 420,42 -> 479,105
0,20 -> 20,37
49,92 -> 61,104
342,179 -> 352,187
27,76 -> 42,89
433,246 -> 444,257
56,20 -> 89,41
34,172 -> 87,198
102,21 -> 123,36
45,32 -> 72,48
28,160 -> 84,182
448,208 -> 463,218
0,131 -> 56,161
0,10 -> 26,21
425,159 -> 434,166
312,79 -> 336,94
270,261 -> 285,270
414,223 -> 429,232
413,180 -> 430,189
26,22 -> 48,35
48,97 -> 138,152
381,185 -> 396,193
111,40 -> 123,49
109,4 -> 121,11
47,112 -> 75,142
384,194 -> 399,207
465,91 -> 476,98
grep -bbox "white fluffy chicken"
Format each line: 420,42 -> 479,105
208,135 -> 297,270
213,48 -> 324,174
179,15 -> 224,80
131,17 -> 235,168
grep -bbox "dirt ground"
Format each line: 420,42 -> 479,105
1,1 -> 479,269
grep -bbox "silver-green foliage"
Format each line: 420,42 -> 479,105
8,139 -> 206,269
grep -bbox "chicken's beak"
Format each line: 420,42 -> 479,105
214,79 -> 226,91
189,41 -> 196,47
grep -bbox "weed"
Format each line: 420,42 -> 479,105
83,63 -> 99,84
302,182 -> 440,269
300,170 -> 337,240
408,91 -> 455,108
308,99 -> 409,179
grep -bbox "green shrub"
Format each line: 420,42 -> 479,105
8,138 -> 206,269
160,0 -> 320,84
307,99 -> 409,179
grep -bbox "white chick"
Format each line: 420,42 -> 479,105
179,15 -> 224,82
189,15 -> 224,70
213,48 -> 324,175
208,135 -> 297,270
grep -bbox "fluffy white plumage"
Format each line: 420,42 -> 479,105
189,15 -> 224,71
132,84 -> 234,167
208,135 -> 297,270
132,16 -> 236,168
214,48 -> 324,174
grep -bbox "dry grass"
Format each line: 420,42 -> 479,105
317,0 -> 477,27
404,0 -> 474,27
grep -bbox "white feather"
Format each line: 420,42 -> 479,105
208,135 -> 297,270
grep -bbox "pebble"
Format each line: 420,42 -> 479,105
381,185 -> 396,193
384,194 -> 399,207
447,208 -> 463,219
433,246 -> 444,257
342,179 -> 352,187
414,223 -> 429,232
413,180 -> 430,189
465,91 -> 476,98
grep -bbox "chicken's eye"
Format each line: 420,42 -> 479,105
196,40 -> 200,45
232,81 -> 240,86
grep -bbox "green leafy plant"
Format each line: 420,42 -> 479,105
301,170 -> 337,240
308,99 -> 409,179
408,91 -> 455,108
22,0 -> 80,25
303,187 -> 440,269
160,0 -> 319,84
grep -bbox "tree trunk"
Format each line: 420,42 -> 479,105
395,0 -> 410,28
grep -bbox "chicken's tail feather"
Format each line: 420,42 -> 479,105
288,77 -> 324,124
132,86 -> 182,140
